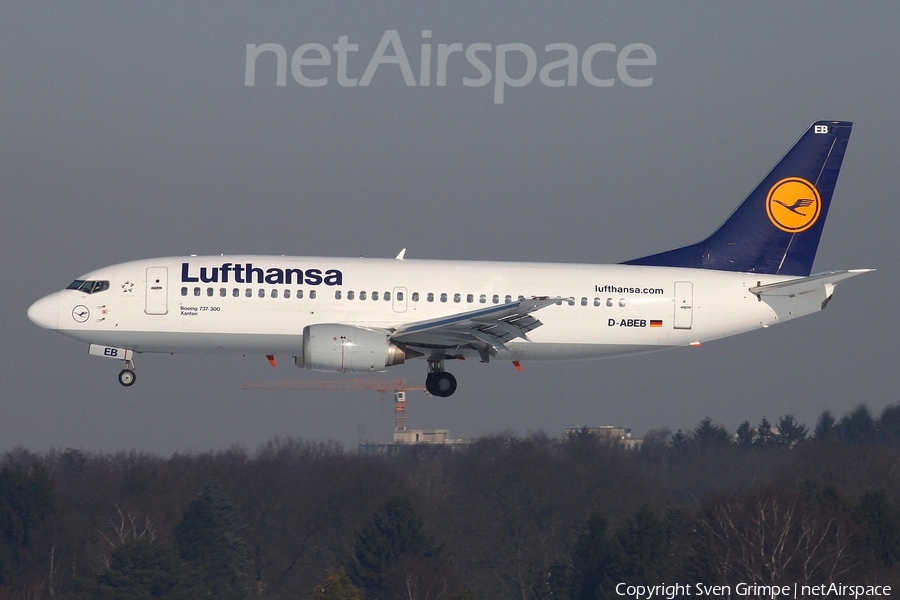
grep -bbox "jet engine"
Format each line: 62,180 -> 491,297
294,324 -> 416,372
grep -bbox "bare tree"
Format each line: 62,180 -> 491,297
690,490 -> 856,585
97,505 -> 157,569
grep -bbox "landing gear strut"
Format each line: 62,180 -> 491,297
118,359 -> 136,387
425,358 -> 457,397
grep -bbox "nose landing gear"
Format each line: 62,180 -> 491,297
88,345 -> 138,387
425,358 -> 457,397
118,359 -> 136,387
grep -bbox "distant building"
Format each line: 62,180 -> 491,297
393,428 -> 451,444
359,391 -> 468,454
359,429 -> 467,455
359,391 -> 643,454
565,425 -> 643,450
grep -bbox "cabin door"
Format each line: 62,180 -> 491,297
673,281 -> 693,329
145,267 -> 169,315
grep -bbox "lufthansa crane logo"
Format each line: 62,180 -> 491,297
765,177 -> 821,233
72,305 -> 90,323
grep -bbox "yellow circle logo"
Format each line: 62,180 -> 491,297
766,177 -> 821,233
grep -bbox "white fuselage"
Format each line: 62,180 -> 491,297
28,255 -> 824,363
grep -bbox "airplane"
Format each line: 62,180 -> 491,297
27,121 -> 872,397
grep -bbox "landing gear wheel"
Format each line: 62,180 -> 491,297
118,369 -> 136,387
426,371 -> 457,397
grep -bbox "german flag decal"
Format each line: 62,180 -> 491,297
650,320 -> 663,328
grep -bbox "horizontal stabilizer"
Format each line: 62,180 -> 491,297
749,269 -> 873,298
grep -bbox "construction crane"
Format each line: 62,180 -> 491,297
243,379 -> 425,393
243,379 -> 427,432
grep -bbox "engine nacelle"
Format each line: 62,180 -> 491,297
295,324 -> 412,373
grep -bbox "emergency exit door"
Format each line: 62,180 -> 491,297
145,267 -> 168,315
673,281 -> 693,329
392,287 -> 408,313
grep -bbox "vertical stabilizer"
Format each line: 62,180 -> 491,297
624,121 -> 852,276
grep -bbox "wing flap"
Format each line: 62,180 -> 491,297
392,297 -> 566,359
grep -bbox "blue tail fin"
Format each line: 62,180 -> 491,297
624,121 -> 852,276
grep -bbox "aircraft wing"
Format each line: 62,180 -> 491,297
749,269 -> 874,298
391,296 -> 566,362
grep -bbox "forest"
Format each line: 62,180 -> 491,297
1,402 -> 900,600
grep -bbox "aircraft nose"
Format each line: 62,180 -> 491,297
27,292 -> 59,330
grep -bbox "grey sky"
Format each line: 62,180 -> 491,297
2,2 -> 896,454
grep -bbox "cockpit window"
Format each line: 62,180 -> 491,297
66,280 -> 110,294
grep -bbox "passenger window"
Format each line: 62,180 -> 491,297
258,289 -> 265,298
284,289 -> 291,299
297,290 -> 304,299
397,291 -> 404,301
220,288 -> 226,297
271,289 -> 278,298
619,298 -> 626,307
181,287 -> 187,296
372,291 -> 379,301
505,295 -> 512,303
194,287 -> 201,296
207,288 -> 213,297
492,295 -> 499,304
440,293 -> 448,303
581,297 -> 587,306
386,291 -> 393,301
593,298 -> 601,307
606,298 -> 613,307
479,294 -> 486,304
518,295 -> 524,301
233,288 -> 239,297
410,292 -> 417,302
567,298 -> 575,306
427,293 -> 434,302
309,290 -> 316,299
467,294 -> 474,303
359,291 -> 367,301
348,291 -> 355,300
335,290 -> 342,300
453,293 -> 461,303
245,288 -> 252,298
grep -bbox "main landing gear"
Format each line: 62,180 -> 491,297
425,358 -> 457,397
118,359 -> 136,387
